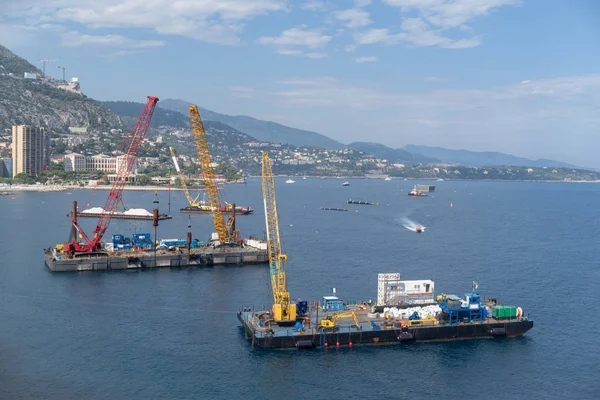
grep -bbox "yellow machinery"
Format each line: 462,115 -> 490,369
261,151 -> 296,322
320,312 -> 361,331
169,146 -> 202,207
188,105 -> 237,244
407,315 -> 438,327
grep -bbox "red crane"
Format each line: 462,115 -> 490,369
64,96 -> 159,254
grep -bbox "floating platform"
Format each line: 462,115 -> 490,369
347,199 -> 379,205
238,308 -> 533,349
181,206 -> 254,215
67,211 -> 172,220
45,245 -> 268,272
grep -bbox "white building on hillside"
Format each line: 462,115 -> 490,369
64,153 -> 137,173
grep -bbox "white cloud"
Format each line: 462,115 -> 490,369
351,0 -> 519,49
230,74 -> 600,166
355,56 -> 378,63
60,31 -> 165,48
382,0 -> 521,29
335,8 -> 372,28
277,49 -> 328,59
0,0 -> 287,45
300,1 -> 326,11
305,52 -> 328,59
353,18 -> 480,48
258,26 -> 332,48
0,23 -> 38,48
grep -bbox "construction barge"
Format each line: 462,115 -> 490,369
181,205 -> 254,215
67,210 -> 172,220
238,274 -> 533,349
45,238 -> 268,272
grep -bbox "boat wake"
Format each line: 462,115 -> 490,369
400,217 -> 425,233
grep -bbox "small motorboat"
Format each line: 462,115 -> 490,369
286,179 -> 295,184
342,181 -> 350,186
415,226 -> 423,233
384,177 -> 392,181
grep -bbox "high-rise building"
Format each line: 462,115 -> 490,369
11,125 -> 50,178
0,158 -> 12,178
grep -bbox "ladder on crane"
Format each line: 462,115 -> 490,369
261,151 -> 296,323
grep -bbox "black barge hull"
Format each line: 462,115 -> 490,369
237,312 -> 533,349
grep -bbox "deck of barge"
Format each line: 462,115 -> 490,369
237,308 -> 534,349
45,246 -> 268,272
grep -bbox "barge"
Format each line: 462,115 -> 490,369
238,277 -> 533,349
238,307 -> 533,349
45,242 -> 268,272
67,211 -> 172,220
347,199 -> 379,205
181,205 -> 254,215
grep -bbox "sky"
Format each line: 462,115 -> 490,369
1,0 -> 599,167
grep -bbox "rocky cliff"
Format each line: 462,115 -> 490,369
0,44 -> 122,134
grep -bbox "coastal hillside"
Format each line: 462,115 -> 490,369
0,44 -> 122,134
159,98 -> 345,149
404,145 -> 581,169
348,142 -> 439,165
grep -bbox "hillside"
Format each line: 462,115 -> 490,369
159,98 -> 344,149
348,142 -> 439,165
0,44 -> 122,134
404,145 -> 580,169
103,101 -> 189,129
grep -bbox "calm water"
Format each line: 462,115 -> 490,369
0,179 -> 598,399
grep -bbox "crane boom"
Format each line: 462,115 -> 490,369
188,105 -> 230,243
261,151 -> 296,322
67,96 -> 159,253
169,146 -> 201,206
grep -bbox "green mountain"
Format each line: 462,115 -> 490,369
159,98 -> 344,149
348,142 -> 439,164
404,145 -> 581,169
0,44 -> 122,134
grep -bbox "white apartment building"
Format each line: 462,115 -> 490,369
64,153 -> 137,173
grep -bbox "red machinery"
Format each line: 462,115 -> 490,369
64,96 -> 159,254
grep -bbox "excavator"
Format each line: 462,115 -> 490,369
319,312 -> 361,332
261,151 -> 296,325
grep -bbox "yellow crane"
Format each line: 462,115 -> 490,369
169,146 -> 202,207
188,105 -> 236,244
261,151 -> 296,322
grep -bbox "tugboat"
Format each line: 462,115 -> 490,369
408,188 -> 427,197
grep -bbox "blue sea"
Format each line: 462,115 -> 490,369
0,179 -> 598,399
